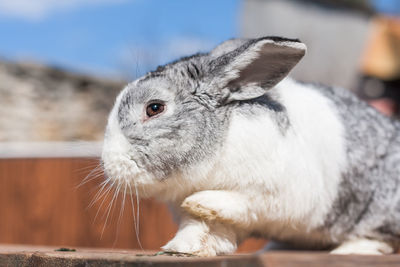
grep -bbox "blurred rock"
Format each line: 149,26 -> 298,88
0,60 -> 125,141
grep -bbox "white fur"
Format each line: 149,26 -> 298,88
331,239 -> 394,255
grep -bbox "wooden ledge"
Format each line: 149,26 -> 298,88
1,245 -> 400,267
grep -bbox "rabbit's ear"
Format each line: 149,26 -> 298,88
209,37 -> 306,103
209,38 -> 249,58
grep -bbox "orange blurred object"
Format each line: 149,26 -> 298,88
361,16 -> 400,80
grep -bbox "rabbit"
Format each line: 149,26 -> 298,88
101,36 -> 400,256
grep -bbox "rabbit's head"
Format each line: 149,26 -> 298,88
102,37 -> 306,197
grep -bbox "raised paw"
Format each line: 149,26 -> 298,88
181,190 -> 251,226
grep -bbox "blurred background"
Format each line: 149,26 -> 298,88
0,0 -> 399,253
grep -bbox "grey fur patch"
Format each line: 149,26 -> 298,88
310,83 -> 400,248
233,91 -> 291,134
140,53 -> 207,83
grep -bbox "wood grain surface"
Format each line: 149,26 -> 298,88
0,158 -> 266,252
1,245 -> 400,267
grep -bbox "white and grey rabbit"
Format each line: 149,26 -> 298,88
102,36 -> 400,256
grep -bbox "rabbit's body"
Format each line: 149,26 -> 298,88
102,37 -> 400,255
313,82 -> 400,253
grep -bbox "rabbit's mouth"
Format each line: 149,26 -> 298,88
101,150 -> 162,196
101,120 -> 161,196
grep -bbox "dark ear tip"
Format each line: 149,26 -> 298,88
259,36 -> 303,44
255,36 -> 307,55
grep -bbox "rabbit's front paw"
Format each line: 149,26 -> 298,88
181,190 -> 251,226
162,218 -> 237,256
162,233 -> 216,257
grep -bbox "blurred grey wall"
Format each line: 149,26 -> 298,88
240,0 -> 371,89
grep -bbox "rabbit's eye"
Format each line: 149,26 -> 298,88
146,103 -> 165,117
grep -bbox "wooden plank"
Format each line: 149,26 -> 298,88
0,158 -> 266,252
0,245 -> 400,267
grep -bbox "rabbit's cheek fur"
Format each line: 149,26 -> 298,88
102,90 -> 163,196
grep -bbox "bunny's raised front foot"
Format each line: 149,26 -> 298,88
181,190 -> 254,227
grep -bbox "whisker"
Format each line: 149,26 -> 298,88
88,179 -> 114,209
73,161 -> 102,174
101,183 -> 120,221
76,164 -> 104,188
127,182 -> 142,249
92,181 -> 116,223
134,182 -> 143,250
127,182 -> 136,229
113,183 -> 128,247
81,161 -> 102,173
101,183 -> 121,238
78,172 -> 105,189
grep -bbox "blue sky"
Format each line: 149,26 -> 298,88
0,0 -> 241,78
0,0 -> 398,80
373,0 -> 400,15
